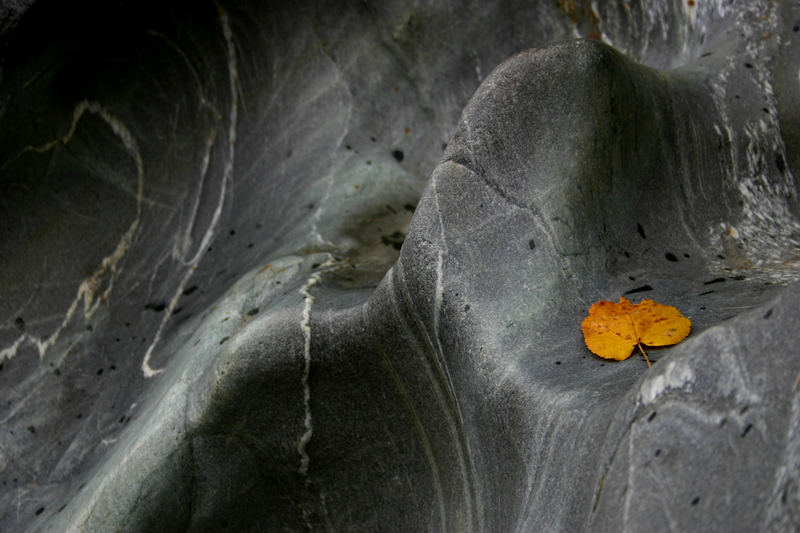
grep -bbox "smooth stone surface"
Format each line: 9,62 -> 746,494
1,1 -> 799,531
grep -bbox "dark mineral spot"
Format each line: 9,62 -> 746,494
247,308 -> 260,316
625,285 -> 653,295
636,222 -> 646,238
381,231 -> 406,250
183,286 -> 198,295
345,144 -> 352,150
555,361 -> 561,365
741,423 -> 753,438
704,277 -> 726,285
665,252 -> 678,262
700,52 -> 712,57
144,302 -> 167,312
96,369 -> 103,376
14,317 -> 24,331
464,304 -> 470,311
219,336 -> 230,345
690,497 -> 700,506
698,290 -> 715,296
35,507 -> 44,516
27,426 -> 36,434
392,149 -> 404,162
404,203 -> 416,212
776,152 -> 786,173
654,449 -> 661,457
647,411 -> 657,422
763,308 -> 773,319
744,62 -> 753,68
528,239 -> 536,250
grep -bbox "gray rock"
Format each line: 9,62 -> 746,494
0,1 -> 798,531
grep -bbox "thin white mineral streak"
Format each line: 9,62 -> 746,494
141,3 -> 239,377
0,101 -> 144,365
296,257 -> 336,479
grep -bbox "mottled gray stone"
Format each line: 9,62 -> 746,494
1,1 -> 799,531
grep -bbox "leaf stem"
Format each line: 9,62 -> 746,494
636,342 -> 651,368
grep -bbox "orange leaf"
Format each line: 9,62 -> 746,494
581,297 -> 691,366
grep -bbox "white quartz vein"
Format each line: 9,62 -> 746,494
0,101 -> 143,364
141,3 -> 239,377
296,257 -> 336,479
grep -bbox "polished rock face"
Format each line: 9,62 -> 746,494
1,1 -> 799,531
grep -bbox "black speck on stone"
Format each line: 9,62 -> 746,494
183,285 -> 198,296
744,62 -> 753,68
625,285 -> 653,295
776,152 -> 786,173
690,497 -> 700,506
229,229 -> 235,236
381,231 -> 406,251
96,368 -> 103,376
555,361 -> 561,365
14,317 -> 24,331
665,252 -> 678,262
699,290 -> 715,296
404,203 -> 416,212
654,449 -> 661,457
144,302 -> 167,312
704,277 -> 726,285
392,149 -> 404,162
312,263 -> 320,269
647,411 -> 657,422
27,426 -> 36,434
636,222 -> 646,239
247,308 -> 259,316
794,24 -> 799,32
528,239 -> 535,250
219,336 -> 230,345
741,423 -> 753,438
763,308 -> 773,319
35,507 -> 44,516
464,304 -> 470,311
370,136 -> 377,142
